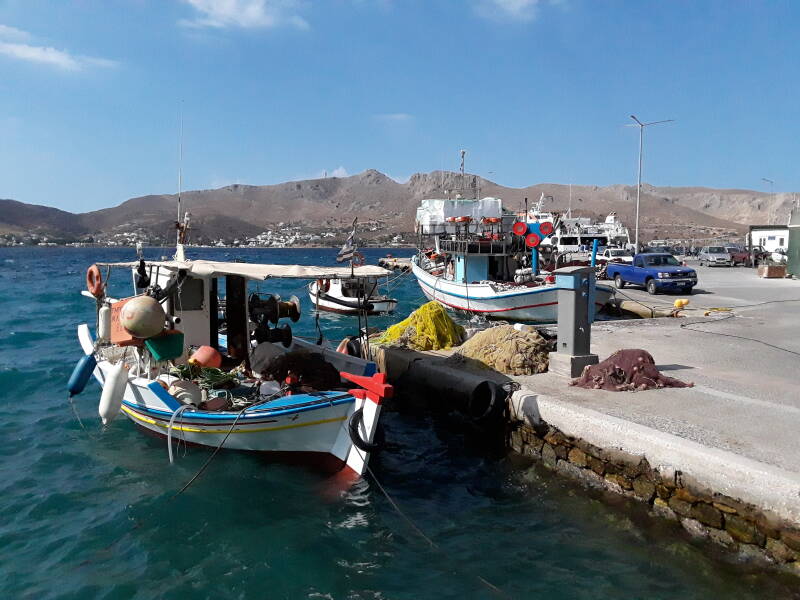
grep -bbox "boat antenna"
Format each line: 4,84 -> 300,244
175,104 -> 186,261
460,149 -> 466,193
569,183 -> 572,218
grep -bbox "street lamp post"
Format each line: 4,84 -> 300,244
761,177 -> 774,224
629,115 -> 674,251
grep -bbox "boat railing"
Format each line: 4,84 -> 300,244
438,237 -> 512,255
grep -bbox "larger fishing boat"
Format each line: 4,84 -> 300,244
527,194 -> 633,253
68,213 -> 394,479
412,195 -> 614,322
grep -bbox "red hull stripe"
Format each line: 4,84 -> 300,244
431,296 -> 558,313
426,294 -> 607,314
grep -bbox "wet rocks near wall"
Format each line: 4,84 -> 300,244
509,420 -> 800,572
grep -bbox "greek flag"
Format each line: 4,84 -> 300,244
337,218 -> 358,263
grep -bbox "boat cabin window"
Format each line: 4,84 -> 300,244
179,277 -> 205,310
342,278 -> 377,298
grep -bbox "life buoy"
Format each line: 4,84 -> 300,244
86,264 -> 103,298
455,216 -> 472,223
352,253 -> 364,267
483,217 -> 500,224
316,278 -> 330,293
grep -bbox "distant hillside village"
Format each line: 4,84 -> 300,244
0,220 -> 410,248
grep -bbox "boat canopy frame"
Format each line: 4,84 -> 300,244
93,259 -> 392,282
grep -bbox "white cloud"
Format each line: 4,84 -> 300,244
474,0 -> 543,22
0,24 -> 31,41
0,24 -> 117,71
180,0 -> 309,30
373,112 -> 413,122
312,166 -> 349,179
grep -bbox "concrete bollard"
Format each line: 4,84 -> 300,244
548,266 -> 599,378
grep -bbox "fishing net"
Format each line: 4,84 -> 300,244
571,349 -> 693,391
447,325 -> 550,375
373,301 -> 464,351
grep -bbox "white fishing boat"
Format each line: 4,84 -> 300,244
411,254 -> 612,322
412,178 -> 613,322
527,194 -> 633,253
308,277 -> 398,314
308,218 -> 398,315
69,213 -> 394,479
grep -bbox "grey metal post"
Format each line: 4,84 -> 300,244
548,266 -> 599,378
629,115 -> 674,251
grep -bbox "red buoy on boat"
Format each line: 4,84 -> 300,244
525,233 -> 541,248
512,222 -> 528,236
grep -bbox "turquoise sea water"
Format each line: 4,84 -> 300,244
1,246 -> 797,599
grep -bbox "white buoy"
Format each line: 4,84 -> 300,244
120,295 -> 165,339
99,362 -> 129,425
97,305 -> 111,343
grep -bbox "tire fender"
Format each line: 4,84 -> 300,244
348,407 -> 380,453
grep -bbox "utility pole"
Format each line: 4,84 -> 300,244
629,115 -> 674,250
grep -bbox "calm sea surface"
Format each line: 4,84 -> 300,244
1,246 -> 797,599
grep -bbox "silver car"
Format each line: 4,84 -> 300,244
698,245 -> 732,267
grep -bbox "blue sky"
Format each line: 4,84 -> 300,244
1,0 -> 798,213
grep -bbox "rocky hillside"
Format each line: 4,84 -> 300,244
2,170 -> 795,243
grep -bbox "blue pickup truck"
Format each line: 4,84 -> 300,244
606,253 -> 697,295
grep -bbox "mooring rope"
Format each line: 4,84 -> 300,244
171,404 -> 249,498
340,418 -> 511,599
167,404 -> 195,464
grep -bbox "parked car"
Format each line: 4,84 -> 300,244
698,245 -> 732,267
725,246 -> 749,266
606,253 -> 697,295
598,247 -> 633,264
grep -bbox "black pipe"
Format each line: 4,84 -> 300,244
402,360 -> 505,423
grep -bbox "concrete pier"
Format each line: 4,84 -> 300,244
379,261 -> 800,566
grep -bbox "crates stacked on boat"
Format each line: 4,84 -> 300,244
416,198 -> 503,235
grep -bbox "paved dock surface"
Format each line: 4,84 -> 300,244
513,263 -> 800,519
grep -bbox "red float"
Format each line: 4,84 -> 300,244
525,233 -> 541,248
512,221 -> 528,236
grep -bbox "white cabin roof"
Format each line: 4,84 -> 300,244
95,259 -> 392,281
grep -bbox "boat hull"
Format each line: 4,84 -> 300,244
77,324 -> 382,476
411,259 -> 613,322
308,281 -> 398,315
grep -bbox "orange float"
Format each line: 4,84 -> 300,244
188,345 -> 222,368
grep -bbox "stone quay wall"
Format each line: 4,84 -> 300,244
509,419 -> 800,570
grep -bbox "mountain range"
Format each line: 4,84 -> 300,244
1,169 -> 796,243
